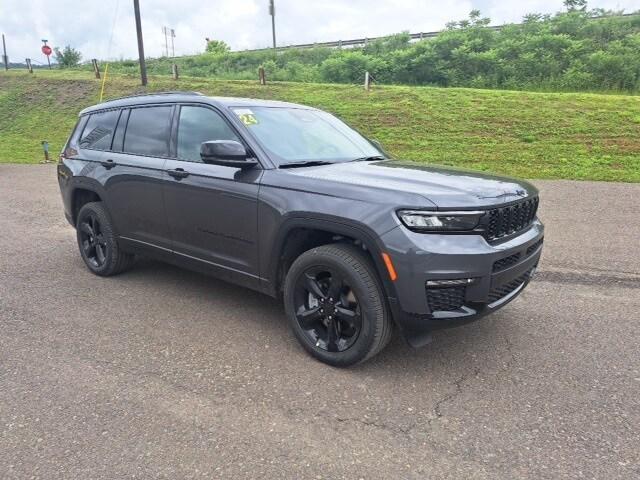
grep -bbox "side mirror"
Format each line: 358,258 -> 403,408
200,140 -> 258,169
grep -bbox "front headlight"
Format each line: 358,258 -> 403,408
397,210 -> 485,232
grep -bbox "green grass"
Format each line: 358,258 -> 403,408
1,70 -> 639,181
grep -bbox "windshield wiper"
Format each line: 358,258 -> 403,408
349,155 -> 386,162
279,160 -> 335,169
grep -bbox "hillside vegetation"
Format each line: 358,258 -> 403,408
0,70 -> 639,182
81,9 -> 640,93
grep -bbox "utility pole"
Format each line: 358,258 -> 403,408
2,34 -> 8,71
133,0 -> 147,86
162,26 -> 169,57
269,0 -> 276,52
170,29 -> 175,57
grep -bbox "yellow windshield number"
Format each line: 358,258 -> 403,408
234,109 -> 259,126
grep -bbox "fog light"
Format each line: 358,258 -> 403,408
426,278 -> 477,288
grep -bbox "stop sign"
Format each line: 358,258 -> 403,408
41,45 -> 52,56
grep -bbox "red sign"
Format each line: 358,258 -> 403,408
41,45 -> 52,56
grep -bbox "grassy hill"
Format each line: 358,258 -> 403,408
76,12 -> 640,93
1,70 -> 639,181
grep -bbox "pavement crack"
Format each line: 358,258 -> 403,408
502,334 -> 517,371
316,412 -> 418,437
432,366 -> 481,419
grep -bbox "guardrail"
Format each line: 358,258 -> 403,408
236,26 -> 503,53
234,12 -> 638,53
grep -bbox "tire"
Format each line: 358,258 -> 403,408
76,201 -> 134,276
284,243 -> 392,367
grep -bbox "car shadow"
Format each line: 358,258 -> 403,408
119,257 -> 517,377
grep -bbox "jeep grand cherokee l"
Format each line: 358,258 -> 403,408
57,92 -> 544,366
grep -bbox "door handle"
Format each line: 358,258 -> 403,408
167,168 -> 190,179
100,159 -> 116,169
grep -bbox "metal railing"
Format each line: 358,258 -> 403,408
235,12 -> 639,53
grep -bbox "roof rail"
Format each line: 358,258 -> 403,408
102,91 -> 204,103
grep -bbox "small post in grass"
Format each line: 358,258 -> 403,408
91,59 -> 101,79
259,66 -> 266,85
364,71 -> 371,91
41,141 -> 50,163
172,63 -> 179,80
26,58 -> 33,73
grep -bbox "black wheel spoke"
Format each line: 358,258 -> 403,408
79,222 -> 93,237
336,306 -> 360,331
95,244 -> 106,265
304,274 -> 326,299
326,318 -> 339,352
327,272 -> 343,300
297,305 -> 323,328
82,240 -> 93,256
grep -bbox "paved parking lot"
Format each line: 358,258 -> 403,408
1,164 -> 639,479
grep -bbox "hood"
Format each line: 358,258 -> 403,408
287,159 -> 538,209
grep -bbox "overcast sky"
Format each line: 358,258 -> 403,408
0,0 -> 637,64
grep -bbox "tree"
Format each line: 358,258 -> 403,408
564,0 -> 587,11
54,46 -> 82,68
205,39 -> 230,54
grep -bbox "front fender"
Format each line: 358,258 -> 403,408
265,213 -> 400,307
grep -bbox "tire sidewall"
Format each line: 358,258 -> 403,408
284,246 -> 384,367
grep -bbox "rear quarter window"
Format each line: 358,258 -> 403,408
80,110 -> 120,150
63,116 -> 88,156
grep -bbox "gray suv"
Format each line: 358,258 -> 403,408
57,92 -> 544,366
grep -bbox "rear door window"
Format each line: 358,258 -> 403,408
124,106 -> 173,157
80,110 -> 120,150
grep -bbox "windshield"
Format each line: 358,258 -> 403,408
230,106 -> 384,166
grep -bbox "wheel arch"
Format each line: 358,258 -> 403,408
69,179 -> 108,226
268,215 -> 399,304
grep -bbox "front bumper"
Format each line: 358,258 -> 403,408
380,220 -> 544,347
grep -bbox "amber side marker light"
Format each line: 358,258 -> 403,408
381,253 -> 398,281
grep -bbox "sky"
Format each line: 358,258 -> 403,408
0,0 -> 637,64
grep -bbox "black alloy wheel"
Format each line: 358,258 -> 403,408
78,213 -> 108,268
284,243 -> 393,367
294,266 -> 362,353
75,202 -> 134,276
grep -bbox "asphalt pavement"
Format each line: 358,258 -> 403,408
1,164 -> 639,479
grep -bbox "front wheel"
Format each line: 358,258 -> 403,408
284,244 -> 392,367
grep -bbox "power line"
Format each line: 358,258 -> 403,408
106,0 -> 121,60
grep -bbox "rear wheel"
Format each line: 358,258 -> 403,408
76,202 -> 134,276
284,244 -> 392,367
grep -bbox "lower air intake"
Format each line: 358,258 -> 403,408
426,286 -> 466,312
